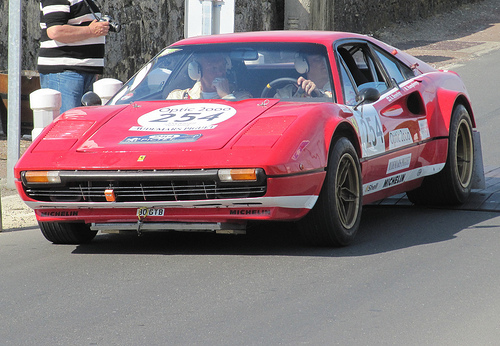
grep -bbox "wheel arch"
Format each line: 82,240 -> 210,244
454,94 -> 476,128
327,121 -> 362,165
435,89 -> 476,135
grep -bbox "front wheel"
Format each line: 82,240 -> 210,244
39,222 -> 97,244
407,104 -> 474,205
298,137 -> 362,246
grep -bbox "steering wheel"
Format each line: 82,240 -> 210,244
260,77 -> 322,98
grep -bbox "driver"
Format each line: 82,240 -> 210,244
275,54 -> 332,98
167,53 -> 251,100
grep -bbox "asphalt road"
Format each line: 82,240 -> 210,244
2,206 -> 500,345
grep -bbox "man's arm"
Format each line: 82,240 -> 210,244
47,20 -> 109,43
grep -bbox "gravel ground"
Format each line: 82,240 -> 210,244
1,0 -> 499,230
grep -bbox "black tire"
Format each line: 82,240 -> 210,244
39,222 -> 97,244
298,137 -> 362,246
407,104 -> 474,205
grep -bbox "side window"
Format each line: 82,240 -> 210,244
339,62 -> 357,106
337,44 -> 389,96
373,49 -> 415,84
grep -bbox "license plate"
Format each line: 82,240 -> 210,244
137,208 -> 165,217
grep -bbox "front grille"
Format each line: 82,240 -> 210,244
23,170 -> 267,203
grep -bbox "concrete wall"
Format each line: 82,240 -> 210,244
0,0 -> 479,83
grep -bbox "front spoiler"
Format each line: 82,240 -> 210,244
92,221 -> 247,235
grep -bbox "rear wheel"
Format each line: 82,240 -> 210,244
407,104 -> 474,205
39,222 -> 97,244
298,137 -> 362,246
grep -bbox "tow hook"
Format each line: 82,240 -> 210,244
136,220 -> 144,236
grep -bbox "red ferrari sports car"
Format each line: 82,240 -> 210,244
15,31 -> 479,246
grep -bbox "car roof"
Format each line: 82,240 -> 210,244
170,30 -> 372,47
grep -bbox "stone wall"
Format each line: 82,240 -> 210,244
0,0 -> 480,83
0,0 -> 41,74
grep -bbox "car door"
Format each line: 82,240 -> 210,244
335,41 -> 430,199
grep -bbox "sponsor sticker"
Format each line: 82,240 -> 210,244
364,182 -> 379,194
388,128 -> 413,150
40,211 -> 79,217
383,173 -> 406,188
292,140 -> 310,160
402,80 -> 420,92
121,93 -> 134,101
386,90 -> 403,102
120,133 -> 202,144
131,103 -> 237,132
419,119 -> 430,140
229,209 -> 271,216
387,154 -> 412,174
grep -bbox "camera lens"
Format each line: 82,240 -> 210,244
111,22 -> 121,33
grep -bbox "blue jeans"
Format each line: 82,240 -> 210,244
40,71 -> 97,114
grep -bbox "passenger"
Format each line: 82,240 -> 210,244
167,53 -> 251,100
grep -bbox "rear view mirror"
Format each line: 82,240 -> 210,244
230,49 -> 259,61
81,91 -> 102,107
354,87 -> 380,110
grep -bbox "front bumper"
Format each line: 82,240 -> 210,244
18,171 -> 326,224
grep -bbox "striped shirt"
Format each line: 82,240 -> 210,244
38,0 -> 105,74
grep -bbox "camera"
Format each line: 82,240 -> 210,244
100,15 -> 121,33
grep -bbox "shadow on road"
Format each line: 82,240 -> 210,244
71,205 -> 500,257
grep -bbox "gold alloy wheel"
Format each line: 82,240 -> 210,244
335,153 -> 361,230
456,118 -> 474,188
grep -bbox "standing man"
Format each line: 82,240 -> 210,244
38,0 -> 110,113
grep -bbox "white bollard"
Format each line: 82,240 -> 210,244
93,78 -> 123,105
30,88 -> 61,140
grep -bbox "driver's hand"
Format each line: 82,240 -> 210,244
212,78 -> 231,98
297,77 -> 317,96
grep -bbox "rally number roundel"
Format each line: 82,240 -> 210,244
137,103 -> 237,130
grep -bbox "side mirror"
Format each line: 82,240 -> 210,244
81,91 -> 102,107
354,87 -> 380,110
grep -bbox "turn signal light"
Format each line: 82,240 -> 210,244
218,168 -> 258,182
24,171 -> 61,184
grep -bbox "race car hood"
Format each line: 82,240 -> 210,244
75,99 -> 280,152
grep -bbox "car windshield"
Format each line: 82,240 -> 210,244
109,42 -> 332,104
